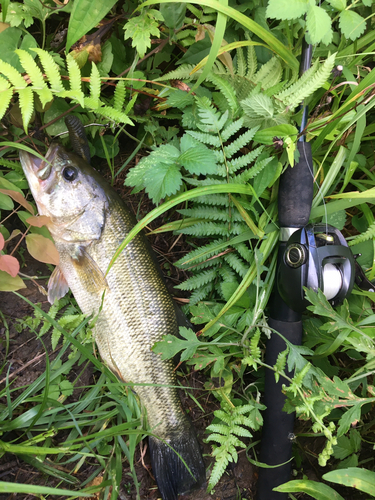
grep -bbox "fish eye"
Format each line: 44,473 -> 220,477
62,166 -> 78,182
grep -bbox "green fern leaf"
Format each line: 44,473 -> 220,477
179,206 -> 232,222
276,59 -> 319,102
235,242 -> 253,263
246,41 -> 257,80
58,90 -> 84,107
349,222 -> 375,246
206,424 -> 231,436
0,158 -> 23,173
207,74 -> 239,116
84,96 -> 101,109
176,238 -> 228,268
0,59 -> 25,88
32,48 -> 64,93
15,49 -> 53,107
253,56 -> 283,90
114,80 -> 126,112
67,54 -> 83,94
277,54 -> 336,110
0,76 -> 13,121
155,64 -> 196,81
178,222 -> 230,237
189,282 -> 214,304
186,130 -> 221,147
231,424 -> 252,437
223,252 -> 248,277
207,450 -> 229,492
18,87 -> 34,131
197,99 -> 228,133
89,63 -> 101,107
236,46 -> 246,77
176,268 -> 217,291
97,106 -> 133,125
233,156 -> 273,183
221,117 -> 244,142
227,146 -> 264,173
214,409 -> 232,424
224,127 -> 259,158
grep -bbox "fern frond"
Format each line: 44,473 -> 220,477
223,252 -> 248,277
236,46 -> 246,77
32,48 -> 64,93
178,206 -> 231,222
349,222 -> 375,246
176,238 -> 229,268
218,265 -> 237,283
15,49 -> 53,107
207,73 -> 239,116
231,424 -> 252,438
18,87 -> 34,131
224,127 -> 259,158
89,63 -> 101,107
175,269 -> 217,291
197,100 -> 228,133
196,194 -> 230,206
253,57 -> 282,90
97,106 -> 133,125
221,117 -> 244,142
0,59 -> 25,88
207,452 -> 230,492
67,57 -> 81,95
235,242 -> 253,263
246,42 -> 257,80
0,158 -> 23,173
227,145 -> 264,174
276,59 -> 319,102
276,54 -> 336,110
114,80 -> 126,111
0,76 -> 13,121
178,221 -> 230,237
205,423 -> 231,435
189,282 -> 214,304
186,130 -> 221,147
155,64 -> 196,81
232,156 -> 273,183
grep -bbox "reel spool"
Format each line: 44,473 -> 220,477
278,224 -> 356,313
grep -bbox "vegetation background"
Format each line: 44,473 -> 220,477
0,0 -> 375,498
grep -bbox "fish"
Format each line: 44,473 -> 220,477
19,127 -> 205,500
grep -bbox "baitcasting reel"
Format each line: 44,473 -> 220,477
278,224 -> 356,313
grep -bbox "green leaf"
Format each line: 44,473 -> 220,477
306,5 -> 333,45
242,93 -> 274,118
274,479 -> 345,500
32,48 -> 64,93
160,2 -> 186,30
66,0 -> 118,52
144,163 -> 182,204
266,0 -> 309,20
179,135 -> 217,175
124,10 -> 161,58
326,0 -> 346,10
0,481 -> 91,497
0,192 -> 14,210
322,209 -> 346,230
323,468 -> 375,496
254,124 -> 298,145
0,270 -> 25,291
152,327 -> 200,361
339,10 -> 366,41
0,27 -> 37,73
18,87 -> 34,131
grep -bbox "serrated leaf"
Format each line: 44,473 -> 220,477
179,135 -> 217,175
333,435 -> 356,460
26,233 -> 59,265
152,327 -> 200,361
66,54 -> 82,94
96,106 -> 133,125
241,93 -> 274,118
266,0 -> 309,20
144,162 -> 182,204
32,48 -> 64,93
339,10 -> 366,41
0,80 -> 13,120
66,0 -> 118,52
113,80 -> 125,112
89,62 -> 101,104
306,5 -> 332,45
18,86 -> 34,131
0,270 -> 26,291
124,11 -> 160,58
0,58 -> 25,87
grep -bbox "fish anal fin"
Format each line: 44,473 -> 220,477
48,266 -> 69,304
72,246 -> 108,293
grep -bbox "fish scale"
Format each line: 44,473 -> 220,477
20,142 -> 205,500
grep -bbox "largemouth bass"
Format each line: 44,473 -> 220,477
19,129 -> 205,500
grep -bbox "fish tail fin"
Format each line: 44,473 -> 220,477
149,422 -> 205,500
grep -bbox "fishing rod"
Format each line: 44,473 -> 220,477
256,40 -> 364,499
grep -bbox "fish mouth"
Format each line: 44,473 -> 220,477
19,143 -> 59,181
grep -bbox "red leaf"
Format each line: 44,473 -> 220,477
26,215 -> 51,228
0,254 -> 20,277
0,233 -> 4,251
0,189 -> 34,214
26,233 -> 60,265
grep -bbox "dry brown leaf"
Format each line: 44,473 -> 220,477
26,215 -> 51,228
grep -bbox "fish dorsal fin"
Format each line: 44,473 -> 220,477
48,266 -> 69,304
72,246 -> 108,293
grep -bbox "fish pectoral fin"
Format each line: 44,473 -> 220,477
48,266 -> 70,304
72,246 -> 108,292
